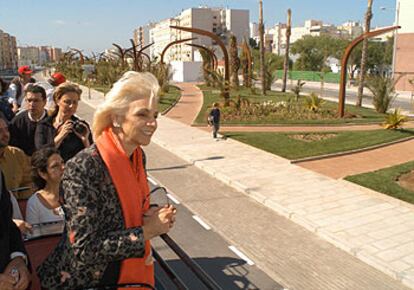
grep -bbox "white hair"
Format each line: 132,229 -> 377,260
92,71 -> 160,139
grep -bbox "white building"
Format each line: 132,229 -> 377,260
133,23 -> 156,54
250,22 -> 259,39
149,7 -> 250,63
394,0 -> 414,91
337,21 -> 363,39
271,20 -> 358,55
17,46 -> 40,67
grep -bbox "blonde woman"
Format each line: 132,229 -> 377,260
38,72 -> 176,289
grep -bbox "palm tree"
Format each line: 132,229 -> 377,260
229,34 -> 240,88
281,9 -> 292,93
356,0 -> 374,107
241,38 -> 253,88
259,0 -> 266,95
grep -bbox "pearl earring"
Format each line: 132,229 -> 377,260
113,121 -> 121,128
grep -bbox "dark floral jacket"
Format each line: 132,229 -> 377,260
38,145 -> 146,289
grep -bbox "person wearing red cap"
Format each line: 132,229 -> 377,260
27,72 -> 67,111
8,66 -> 36,112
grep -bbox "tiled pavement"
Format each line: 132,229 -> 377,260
80,83 -> 414,289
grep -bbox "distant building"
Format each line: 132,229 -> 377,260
394,0 -> 414,91
0,29 -> 18,71
148,7 -> 249,63
17,46 -> 39,67
337,21 -> 363,39
17,46 -> 62,67
271,20 -> 362,55
133,23 -> 156,55
250,22 -> 259,39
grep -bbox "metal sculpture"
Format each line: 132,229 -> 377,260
160,37 -> 196,64
170,25 -> 231,105
70,48 -> 85,64
338,25 -> 400,117
185,43 -> 218,70
112,43 -> 127,66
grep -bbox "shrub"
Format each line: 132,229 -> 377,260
291,79 -> 306,102
365,75 -> 398,114
383,108 -> 408,130
305,93 -> 325,112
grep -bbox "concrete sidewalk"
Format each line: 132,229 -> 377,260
80,84 -> 414,289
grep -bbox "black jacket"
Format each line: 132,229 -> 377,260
10,110 -> 47,156
34,115 -> 93,162
0,171 -> 26,272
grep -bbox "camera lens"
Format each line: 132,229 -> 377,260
73,121 -> 87,135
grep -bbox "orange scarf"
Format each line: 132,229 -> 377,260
96,128 -> 154,289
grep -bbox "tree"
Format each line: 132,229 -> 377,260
240,38 -> 253,88
365,74 -> 398,113
291,35 -> 345,71
258,0 -> 266,95
249,38 -> 259,49
356,0 -> 374,107
229,34 -> 240,88
348,38 -> 393,80
281,9 -> 292,92
199,49 -> 214,86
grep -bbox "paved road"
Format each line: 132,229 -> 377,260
271,81 -> 414,115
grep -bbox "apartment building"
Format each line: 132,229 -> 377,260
17,46 -> 39,67
148,7 -> 249,63
271,20 -> 361,55
394,0 -> 414,91
0,29 -> 18,71
17,46 -> 62,67
133,23 -> 155,54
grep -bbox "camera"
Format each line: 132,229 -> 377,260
73,120 -> 87,135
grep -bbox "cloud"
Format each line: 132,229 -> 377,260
54,20 -> 66,25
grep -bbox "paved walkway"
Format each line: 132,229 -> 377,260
170,82 -> 414,179
80,84 -> 414,289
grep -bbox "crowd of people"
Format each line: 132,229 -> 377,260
0,67 -> 176,289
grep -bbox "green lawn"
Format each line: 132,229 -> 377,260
158,85 -> 181,113
195,85 -> 386,125
345,161 -> 414,204
225,129 -> 414,160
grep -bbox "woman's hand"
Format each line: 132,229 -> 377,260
3,257 -> 31,290
73,122 -> 91,147
12,219 -> 32,235
54,120 -> 73,147
0,274 -> 15,290
142,205 -> 176,240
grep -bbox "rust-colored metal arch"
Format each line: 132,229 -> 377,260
160,37 -> 196,64
170,25 -> 230,104
186,43 -> 218,70
127,40 -> 154,71
338,25 -> 400,117
70,48 -> 85,64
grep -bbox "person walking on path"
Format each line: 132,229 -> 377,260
208,102 -> 221,139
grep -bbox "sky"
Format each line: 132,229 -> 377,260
0,0 -> 397,54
